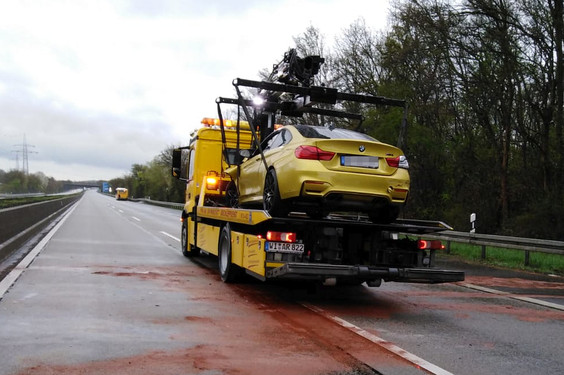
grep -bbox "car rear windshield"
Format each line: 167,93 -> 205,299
294,125 -> 377,141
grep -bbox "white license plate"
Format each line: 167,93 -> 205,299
266,242 -> 305,254
341,155 -> 379,169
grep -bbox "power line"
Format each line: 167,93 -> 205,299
12,134 -> 38,175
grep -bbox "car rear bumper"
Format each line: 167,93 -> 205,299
275,159 -> 409,202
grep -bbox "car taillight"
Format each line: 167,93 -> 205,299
386,155 -> 409,169
266,231 -> 297,243
294,145 -> 335,161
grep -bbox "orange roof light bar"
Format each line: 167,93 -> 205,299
201,117 -> 283,130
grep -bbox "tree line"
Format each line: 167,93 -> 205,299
108,148 -> 186,204
115,0 -> 562,240
0,169 -> 66,194
289,0 -> 562,240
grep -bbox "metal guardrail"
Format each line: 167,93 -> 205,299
416,230 -> 564,266
131,198 -> 184,210
0,189 -> 85,200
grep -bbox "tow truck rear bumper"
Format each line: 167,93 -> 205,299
266,263 -> 465,284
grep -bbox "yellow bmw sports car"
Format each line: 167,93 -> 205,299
228,124 -> 410,223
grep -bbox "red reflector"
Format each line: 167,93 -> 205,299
418,240 -> 443,250
294,145 -> 335,161
266,231 -> 296,243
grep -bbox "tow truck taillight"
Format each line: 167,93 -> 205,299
266,231 -> 297,243
294,146 -> 335,161
418,240 -> 444,250
386,155 -> 409,169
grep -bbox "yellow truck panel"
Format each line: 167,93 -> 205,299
197,206 -> 272,226
243,234 -> 266,277
197,223 -> 220,256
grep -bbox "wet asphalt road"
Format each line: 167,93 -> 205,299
0,190 -> 563,375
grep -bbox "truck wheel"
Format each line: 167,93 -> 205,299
218,224 -> 243,283
263,169 -> 287,217
181,219 -> 199,257
225,181 -> 239,208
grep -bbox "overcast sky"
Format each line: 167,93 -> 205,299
0,0 -> 391,181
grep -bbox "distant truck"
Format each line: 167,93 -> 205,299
115,187 -> 128,200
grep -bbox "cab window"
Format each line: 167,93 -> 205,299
187,149 -> 195,181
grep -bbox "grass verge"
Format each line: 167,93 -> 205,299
0,195 -> 68,209
446,242 -> 564,276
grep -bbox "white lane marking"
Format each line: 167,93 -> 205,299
118,209 -> 124,213
301,303 -> 454,375
131,216 -> 141,222
461,283 -> 564,311
160,231 -> 180,242
0,200 -> 81,300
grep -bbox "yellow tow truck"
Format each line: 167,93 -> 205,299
115,187 -> 128,200
171,50 -> 464,285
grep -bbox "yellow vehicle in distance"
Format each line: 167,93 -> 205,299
115,187 -> 128,200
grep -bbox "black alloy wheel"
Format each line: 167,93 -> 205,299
263,169 -> 287,217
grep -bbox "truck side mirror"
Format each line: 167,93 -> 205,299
171,149 -> 183,179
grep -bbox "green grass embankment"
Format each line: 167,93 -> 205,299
446,242 -> 564,276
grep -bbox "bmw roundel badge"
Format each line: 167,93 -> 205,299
359,145 -> 365,152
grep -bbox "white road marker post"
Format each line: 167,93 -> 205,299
470,212 -> 476,234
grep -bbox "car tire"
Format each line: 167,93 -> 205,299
225,181 -> 239,208
218,223 -> 243,283
263,169 -> 287,217
181,218 -> 200,257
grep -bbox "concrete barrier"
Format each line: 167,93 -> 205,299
0,194 -> 82,262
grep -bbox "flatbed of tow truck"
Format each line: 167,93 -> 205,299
193,205 -> 464,285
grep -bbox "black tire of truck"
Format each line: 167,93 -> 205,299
218,223 -> 244,283
181,218 -> 200,257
